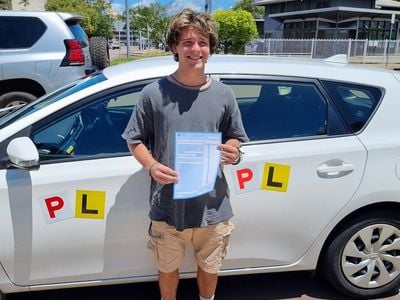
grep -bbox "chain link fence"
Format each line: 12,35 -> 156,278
245,39 -> 400,64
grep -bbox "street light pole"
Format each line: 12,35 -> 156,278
386,13 -> 395,68
125,0 -> 131,58
205,0 -> 212,13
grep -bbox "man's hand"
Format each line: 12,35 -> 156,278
218,143 -> 240,165
149,162 -> 179,184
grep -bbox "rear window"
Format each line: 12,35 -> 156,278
0,16 -> 46,49
224,79 -> 329,141
67,23 -> 88,48
322,81 -> 382,132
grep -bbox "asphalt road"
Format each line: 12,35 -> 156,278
7,271 -> 400,300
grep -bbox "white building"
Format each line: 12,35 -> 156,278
254,0 -> 400,39
11,0 -> 45,11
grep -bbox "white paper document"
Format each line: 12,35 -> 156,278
173,132 -> 221,200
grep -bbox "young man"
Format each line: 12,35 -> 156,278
123,8 -> 248,300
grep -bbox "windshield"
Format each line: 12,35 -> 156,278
0,73 -> 107,129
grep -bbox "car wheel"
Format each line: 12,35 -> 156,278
322,210 -> 400,299
89,36 -> 110,70
0,91 -> 37,108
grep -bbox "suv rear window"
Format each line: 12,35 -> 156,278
67,22 -> 88,48
0,16 -> 46,49
322,81 -> 382,132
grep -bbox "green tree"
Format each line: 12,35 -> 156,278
45,0 -> 113,38
214,9 -> 258,54
0,0 -> 11,10
130,3 -> 170,49
233,0 -> 264,19
88,0 -> 113,37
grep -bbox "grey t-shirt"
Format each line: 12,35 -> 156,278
123,76 -> 248,231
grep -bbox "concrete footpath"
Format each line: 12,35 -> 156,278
359,63 -> 400,70
109,46 -> 400,70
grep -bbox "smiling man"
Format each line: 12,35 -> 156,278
123,8 -> 248,300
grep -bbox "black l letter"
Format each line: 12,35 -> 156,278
81,194 -> 98,214
267,166 -> 283,188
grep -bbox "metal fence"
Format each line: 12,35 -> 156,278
245,39 -> 400,64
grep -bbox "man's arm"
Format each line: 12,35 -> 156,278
128,143 -> 178,184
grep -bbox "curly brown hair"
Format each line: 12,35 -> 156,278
166,8 -> 218,61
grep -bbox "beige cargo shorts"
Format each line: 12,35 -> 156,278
148,220 -> 234,274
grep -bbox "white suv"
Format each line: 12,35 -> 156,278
0,11 -> 95,108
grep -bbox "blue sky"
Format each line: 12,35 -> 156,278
112,0 -> 237,14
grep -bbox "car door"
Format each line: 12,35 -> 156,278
0,50 -> 3,81
0,83 -> 161,286
219,76 -> 368,269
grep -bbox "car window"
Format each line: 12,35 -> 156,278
67,22 -> 89,48
0,16 -> 46,49
223,79 -> 328,141
31,87 -> 143,162
322,80 -> 382,132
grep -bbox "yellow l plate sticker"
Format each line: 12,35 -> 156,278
261,163 -> 291,192
75,190 -> 106,219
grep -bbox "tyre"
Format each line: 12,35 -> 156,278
89,36 -> 110,70
322,210 -> 400,299
0,91 -> 37,108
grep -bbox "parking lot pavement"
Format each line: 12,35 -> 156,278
7,272 -> 400,300
109,46 -> 166,61
110,47 -> 400,70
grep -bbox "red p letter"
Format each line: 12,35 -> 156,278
45,196 -> 64,219
236,168 -> 254,190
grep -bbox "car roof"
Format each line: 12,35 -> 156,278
57,12 -> 83,23
0,10 -> 83,22
103,54 -> 396,87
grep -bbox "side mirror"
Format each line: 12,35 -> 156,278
7,137 -> 40,170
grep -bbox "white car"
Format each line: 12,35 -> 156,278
108,40 -> 120,50
0,55 -> 399,299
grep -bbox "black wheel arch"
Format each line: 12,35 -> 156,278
0,78 -> 45,98
317,201 -> 400,270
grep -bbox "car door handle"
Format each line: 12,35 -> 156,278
316,161 -> 354,178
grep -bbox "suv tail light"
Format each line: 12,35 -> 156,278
61,39 -> 85,66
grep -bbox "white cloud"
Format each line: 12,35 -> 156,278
111,0 -> 232,16
135,0 -> 156,7
166,0 -> 203,15
112,0 -> 156,13
111,2 -> 124,14
164,0 -> 233,14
